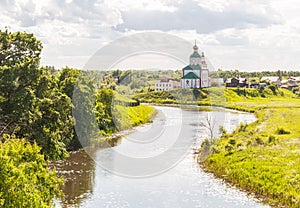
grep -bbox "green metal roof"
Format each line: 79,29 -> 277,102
190,51 -> 201,58
182,72 -> 199,79
183,64 -> 201,70
183,65 -> 193,70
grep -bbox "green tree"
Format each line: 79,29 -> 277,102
0,29 -> 42,67
0,136 -> 62,208
95,88 -> 115,134
58,68 -> 97,149
0,30 -> 73,160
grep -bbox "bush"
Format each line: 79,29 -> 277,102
0,137 -> 62,207
198,138 -> 219,161
268,135 -> 276,144
255,136 -> 264,145
276,127 -> 290,135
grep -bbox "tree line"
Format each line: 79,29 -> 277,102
214,69 -> 300,79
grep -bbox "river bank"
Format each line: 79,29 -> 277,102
198,96 -> 300,207
91,104 -> 157,149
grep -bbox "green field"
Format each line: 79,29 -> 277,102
198,88 -> 300,207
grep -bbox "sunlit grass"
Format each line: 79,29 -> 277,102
200,87 -> 300,207
113,104 -> 156,131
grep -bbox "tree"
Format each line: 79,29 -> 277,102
95,88 -> 115,134
0,136 -> 62,207
0,30 -> 74,160
199,113 -> 216,140
0,29 -> 42,67
58,68 -> 97,149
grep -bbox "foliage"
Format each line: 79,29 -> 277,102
0,29 -> 42,67
59,68 -> 98,149
0,137 -> 62,208
95,88 -> 155,134
95,88 -> 115,134
0,30 -> 74,160
217,69 -> 300,79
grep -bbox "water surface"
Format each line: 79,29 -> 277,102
55,106 -> 269,208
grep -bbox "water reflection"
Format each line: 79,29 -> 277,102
53,150 -> 95,207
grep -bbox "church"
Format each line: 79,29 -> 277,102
181,42 -> 210,88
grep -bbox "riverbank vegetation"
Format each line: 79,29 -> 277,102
0,30 -> 155,207
0,137 -> 62,207
198,87 -> 300,207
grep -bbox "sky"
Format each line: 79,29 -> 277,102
1,0 -> 300,71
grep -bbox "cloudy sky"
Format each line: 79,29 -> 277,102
1,0 -> 300,71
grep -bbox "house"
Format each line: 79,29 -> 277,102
154,78 -> 180,91
260,76 -> 281,86
281,78 -> 298,91
226,77 -> 248,88
181,42 -> 210,88
290,77 -> 300,83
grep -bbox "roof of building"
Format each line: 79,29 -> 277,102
261,76 -> 280,82
182,72 -> 199,79
190,51 -> 201,58
183,65 -> 193,71
183,64 -> 201,71
291,77 -> 300,82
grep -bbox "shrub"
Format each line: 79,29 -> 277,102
237,123 -> 247,132
229,138 -> 236,145
225,144 -> 234,154
268,135 -> 276,144
255,136 -> 264,145
276,127 -> 290,135
0,137 -> 62,207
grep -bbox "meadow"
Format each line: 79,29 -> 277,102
199,87 -> 300,207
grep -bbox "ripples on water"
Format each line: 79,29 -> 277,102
54,106 -> 270,208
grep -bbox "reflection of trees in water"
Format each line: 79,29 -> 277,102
52,149 -> 96,207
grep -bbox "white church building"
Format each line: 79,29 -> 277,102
181,42 -> 210,88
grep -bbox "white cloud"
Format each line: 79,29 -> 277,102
116,0 -> 282,34
1,0 -> 300,70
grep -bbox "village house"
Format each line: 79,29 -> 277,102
281,78 -> 299,91
154,78 -> 181,91
225,77 -> 248,88
260,76 -> 281,86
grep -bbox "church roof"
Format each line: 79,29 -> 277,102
183,64 -> 201,71
190,51 -> 201,58
183,65 -> 193,70
182,72 -> 199,79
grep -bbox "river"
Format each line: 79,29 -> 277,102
54,106 -> 270,208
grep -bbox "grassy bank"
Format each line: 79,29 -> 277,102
113,104 -> 156,130
96,104 -> 156,147
198,88 -> 300,207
